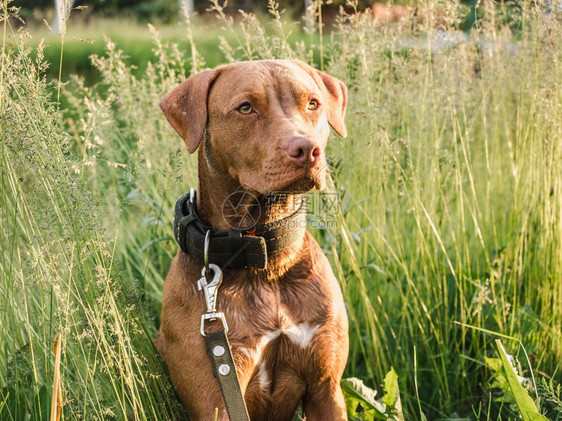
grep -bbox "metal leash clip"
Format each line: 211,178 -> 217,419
198,231 -> 228,336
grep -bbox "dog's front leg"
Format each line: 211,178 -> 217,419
303,380 -> 348,421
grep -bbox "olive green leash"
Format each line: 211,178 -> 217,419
198,261 -> 250,421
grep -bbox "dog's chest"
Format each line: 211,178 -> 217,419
219,277 -> 324,375
235,303 -> 320,354
222,279 -> 321,339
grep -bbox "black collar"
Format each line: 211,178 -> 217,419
173,190 -> 306,269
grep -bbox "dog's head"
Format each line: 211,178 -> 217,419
160,60 -> 347,194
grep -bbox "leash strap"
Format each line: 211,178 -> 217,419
199,264 -> 249,420
204,330 -> 250,421
174,190 -> 306,269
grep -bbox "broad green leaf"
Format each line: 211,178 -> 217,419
342,377 -> 387,415
344,393 -> 372,421
344,394 -> 380,421
382,368 -> 404,421
484,356 -> 502,373
382,368 -> 398,406
495,340 -> 548,421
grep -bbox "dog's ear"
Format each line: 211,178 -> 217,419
160,69 -> 218,153
292,61 -> 348,138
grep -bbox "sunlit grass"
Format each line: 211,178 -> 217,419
1,1 -> 561,419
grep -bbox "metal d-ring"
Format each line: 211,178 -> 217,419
189,187 -> 195,203
204,230 -> 211,274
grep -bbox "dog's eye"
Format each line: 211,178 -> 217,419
308,99 -> 319,110
238,103 -> 253,114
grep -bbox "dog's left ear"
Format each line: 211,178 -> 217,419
160,69 -> 218,153
293,61 -> 348,138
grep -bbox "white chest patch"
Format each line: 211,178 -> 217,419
250,324 -> 319,392
237,305 -> 320,368
282,323 -> 320,348
261,323 -> 320,349
257,361 -> 270,390
239,334 -> 273,364
238,323 -> 320,365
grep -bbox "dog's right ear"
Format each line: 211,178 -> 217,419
159,69 -> 218,154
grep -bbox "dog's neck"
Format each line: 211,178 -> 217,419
195,158 -> 307,277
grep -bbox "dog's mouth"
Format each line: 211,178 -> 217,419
238,158 -> 327,195
281,164 -> 326,192
305,165 -> 326,190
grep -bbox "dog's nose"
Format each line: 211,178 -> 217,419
286,138 -> 322,165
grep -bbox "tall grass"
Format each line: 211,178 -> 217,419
1,0 -> 561,419
0,7 -> 187,420
328,4 -> 562,417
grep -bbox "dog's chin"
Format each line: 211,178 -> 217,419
278,168 -> 326,193
241,167 -> 326,195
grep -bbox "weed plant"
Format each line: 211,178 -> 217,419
1,0 -> 561,419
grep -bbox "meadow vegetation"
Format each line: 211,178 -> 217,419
1,0 -> 561,419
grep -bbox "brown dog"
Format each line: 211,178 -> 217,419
156,60 -> 349,421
